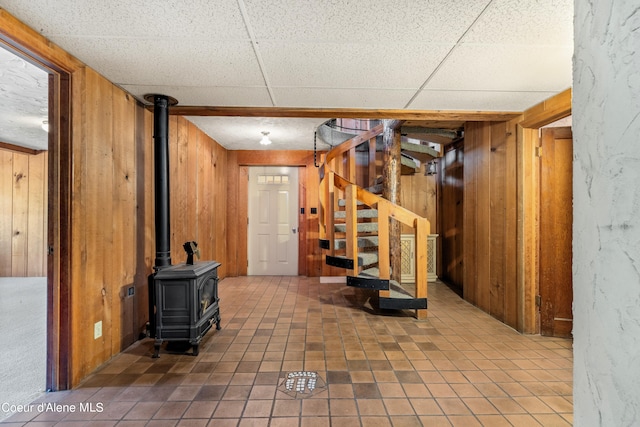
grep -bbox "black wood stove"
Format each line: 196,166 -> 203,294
146,94 -> 221,358
152,258 -> 221,357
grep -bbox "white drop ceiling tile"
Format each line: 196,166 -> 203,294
409,89 -> 562,111
258,41 -> 453,89
243,0 -> 489,43
53,37 -> 263,87
187,116 -> 326,150
465,0 -> 573,45
0,0 -> 248,39
272,87 -> 415,109
426,44 -> 573,92
120,85 -> 273,107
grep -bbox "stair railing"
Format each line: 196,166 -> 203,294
319,124 -> 430,319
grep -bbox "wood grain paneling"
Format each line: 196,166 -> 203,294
67,67 -> 230,386
0,149 -> 48,277
441,142 -> 464,289
463,121 -> 518,329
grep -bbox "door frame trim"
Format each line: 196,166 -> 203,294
516,88 -> 572,333
0,15 -> 77,390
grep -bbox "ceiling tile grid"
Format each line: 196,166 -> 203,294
242,0 -> 492,43
0,0 -> 575,150
256,41 -> 454,90
409,89 -> 562,111
0,0 -> 249,39
51,37 -> 265,88
424,43 -> 573,92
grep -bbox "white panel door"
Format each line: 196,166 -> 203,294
248,166 -> 299,275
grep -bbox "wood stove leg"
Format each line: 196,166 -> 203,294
192,344 -> 199,357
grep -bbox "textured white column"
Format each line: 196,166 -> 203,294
573,1 -> 640,425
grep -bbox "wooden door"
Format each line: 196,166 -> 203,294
539,127 -> 573,337
247,166 -> 299,275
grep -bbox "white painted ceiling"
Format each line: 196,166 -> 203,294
0,0 -> 573,151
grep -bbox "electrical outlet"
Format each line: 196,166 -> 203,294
94,321 -> 102,339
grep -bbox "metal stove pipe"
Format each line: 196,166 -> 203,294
146,94 -> 178,269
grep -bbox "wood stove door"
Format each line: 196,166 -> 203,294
248,166 -> 299,275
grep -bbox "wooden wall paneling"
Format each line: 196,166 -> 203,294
134,104 -> 153,337
177,116 -> 190,264
476,123 -> 492,313
208,136 -> 216,262
27,152 -> 47,276
489,122 -> 507,322
463,123 -> 478,304
0,150 -> 48,277
186,120 -> 199,250
11,153 -> 29,276
504,118 -> 519,329
519,126 -> 541,333
225,151 -> 239,276
238,166 -> 249,276
168,116 -> 182,264
440,144 -> 464,288
111,90 -> 136,352
80,67 -> 114,376
195,122 -> 209,260
214,140 -> 228,275
0,151 -> 13,275
70,66 -> 88,386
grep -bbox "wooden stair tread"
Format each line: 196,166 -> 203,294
334,209 -> 378,219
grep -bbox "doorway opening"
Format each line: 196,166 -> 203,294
0,44 -> 49,420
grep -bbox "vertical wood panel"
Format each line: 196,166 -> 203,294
463,123 -> 478,304
11,153 -> 29,276
490,122 -> 507,322
111,89 -> 136,352
460,121 -> 520,329
504,119 -> 518,329
476,123 -> 492,313
441,143 -> 464,289
0,150 -> 48,277
27,152 -> 47,276
186,121 -> 199,255
226,151 -> 239,276
0,151 -> 13,275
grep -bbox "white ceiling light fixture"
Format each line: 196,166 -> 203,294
260,131 -> 272,146
41,120 -> 49,132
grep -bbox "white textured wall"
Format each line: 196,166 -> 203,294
573,1 -> 640,426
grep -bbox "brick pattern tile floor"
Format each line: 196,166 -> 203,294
1,276 -> 573,426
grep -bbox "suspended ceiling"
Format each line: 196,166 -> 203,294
0,0 -> 573,151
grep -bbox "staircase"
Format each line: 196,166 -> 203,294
318,123 -> 431,319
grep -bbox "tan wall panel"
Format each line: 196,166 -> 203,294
462,121 -> 519,329
0,149 -> 48,277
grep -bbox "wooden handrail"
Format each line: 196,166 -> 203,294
324,124 -> 384,166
